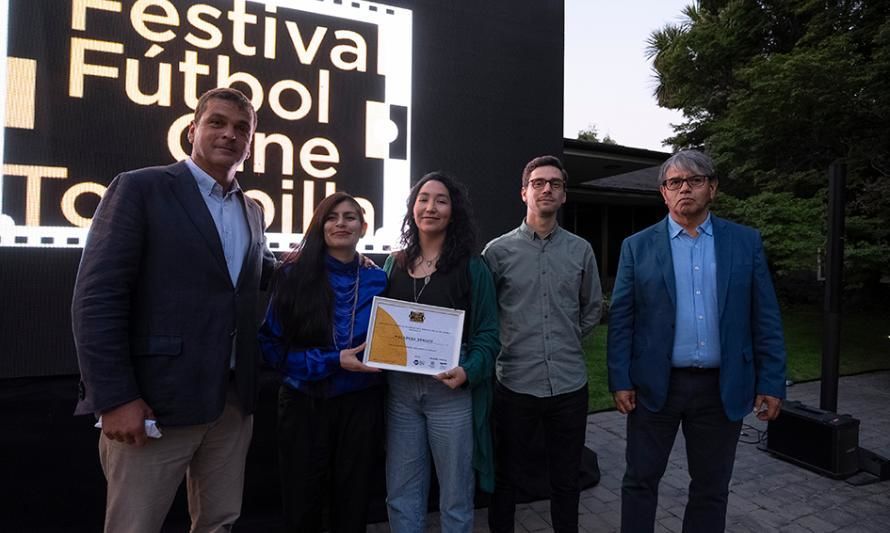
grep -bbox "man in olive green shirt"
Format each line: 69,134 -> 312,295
483,155 -> 602,533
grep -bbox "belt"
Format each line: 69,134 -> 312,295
672,366 -> 719,375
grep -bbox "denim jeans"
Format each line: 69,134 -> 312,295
385,372 -> 475,533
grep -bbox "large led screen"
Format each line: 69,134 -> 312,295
0,0 -> 566,379
1,0 -> 412,252
1,0 -> 565,526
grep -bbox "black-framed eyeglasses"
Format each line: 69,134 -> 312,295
661,175 -> 711,191
527,178 -> 566,191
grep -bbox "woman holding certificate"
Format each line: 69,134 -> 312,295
258,192 -> 386,533
383,172 -> 499,532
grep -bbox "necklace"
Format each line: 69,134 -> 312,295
411,254 -> 438,302
332,265 -> 361,349
413,275 -> 430,303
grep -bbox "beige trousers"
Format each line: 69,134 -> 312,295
99,385 -> 253,533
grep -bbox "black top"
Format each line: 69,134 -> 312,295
386,257 -> 471,343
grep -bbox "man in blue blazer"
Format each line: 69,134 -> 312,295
607,149 -> 786,533
72,88 -> 275,532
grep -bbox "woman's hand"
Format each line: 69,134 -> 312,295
339,342 -> 381,373
434,366 -> 467,389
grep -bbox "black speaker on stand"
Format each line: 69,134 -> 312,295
764,161 -> 890,483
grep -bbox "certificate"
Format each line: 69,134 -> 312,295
365,296 -> 465,375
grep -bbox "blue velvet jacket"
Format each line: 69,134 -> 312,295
259,255 -> 387,397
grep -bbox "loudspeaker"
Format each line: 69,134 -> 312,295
766,400 -> 859,478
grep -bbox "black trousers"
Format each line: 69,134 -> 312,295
277,384 -> 384,533
621,369 -> 743,533
488,381 -> 589,533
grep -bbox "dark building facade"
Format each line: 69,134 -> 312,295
562,138 -> 670,290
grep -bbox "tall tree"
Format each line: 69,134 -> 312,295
577,123 -> 618,144
649,0 -> 890,295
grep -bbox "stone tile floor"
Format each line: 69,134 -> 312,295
369,371 -> 890,532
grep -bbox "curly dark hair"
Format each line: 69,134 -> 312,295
397,172 -> 477,273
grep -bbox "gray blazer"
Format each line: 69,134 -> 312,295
72,161 -> 275,425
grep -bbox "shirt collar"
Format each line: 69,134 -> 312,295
520,218 -> 560,241
667,212 -> 712,239
185,158 -> 241,197
326,253 -> 360,274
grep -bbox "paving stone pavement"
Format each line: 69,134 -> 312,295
367,371 -> 890,532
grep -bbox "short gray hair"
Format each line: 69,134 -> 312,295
658,150 -> 717,183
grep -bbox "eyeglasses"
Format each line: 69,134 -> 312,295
661,175 -> 711,191
527,178 -> 566,191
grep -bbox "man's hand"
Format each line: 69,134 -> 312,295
753,394 -> 782,421
613,390 -> 637,414
339,343 -> 381,373
435,366 -> 467,389
101,398 -> 155,447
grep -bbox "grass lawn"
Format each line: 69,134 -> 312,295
584,306 -> 890,413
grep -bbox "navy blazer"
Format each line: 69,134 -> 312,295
72,161 -> 276,425
607,215 -> 786,421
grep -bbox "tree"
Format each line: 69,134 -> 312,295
577,123 -> 618,144
648,0 -> 890,297
715,192 -> 821,276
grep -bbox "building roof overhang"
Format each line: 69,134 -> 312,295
563,138 -> 671,205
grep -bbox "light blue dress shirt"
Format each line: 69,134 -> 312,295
185,158 -> 250,287
668,214 -> 721,368
186,158 -> 250,369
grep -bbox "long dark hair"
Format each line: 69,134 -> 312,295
271,192 -> 365,348
397,172 -> 476,273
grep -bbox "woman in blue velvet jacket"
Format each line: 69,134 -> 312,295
258,192 -> 386,533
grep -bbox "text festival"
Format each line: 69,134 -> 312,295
10,0 -> 373,232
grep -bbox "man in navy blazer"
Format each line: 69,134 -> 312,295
72,88 -> 275,532
607,149 -> 786,533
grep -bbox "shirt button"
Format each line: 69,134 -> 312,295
696,290 -> 701,295
694,266 -> 700,271
698,315 -> 704,320
700,341 -> 706,346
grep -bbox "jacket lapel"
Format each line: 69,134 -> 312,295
166,161 -> 229,279
713,215 -> 732,320
235,198 -> 263,288
655,217 -> 676,308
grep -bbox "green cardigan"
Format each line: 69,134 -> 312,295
383,254 -> 499,492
